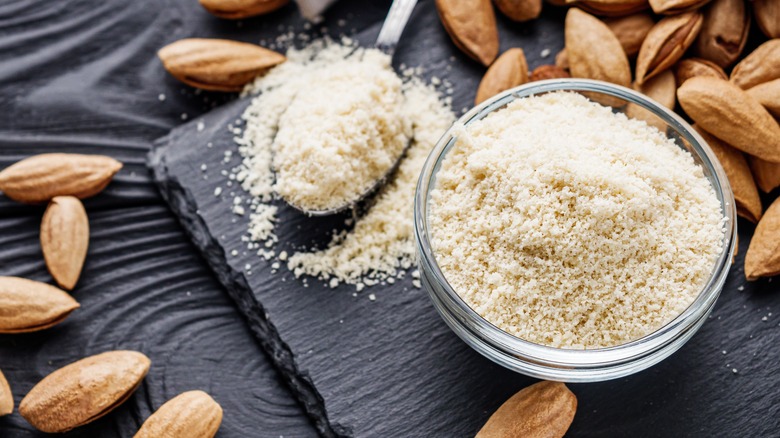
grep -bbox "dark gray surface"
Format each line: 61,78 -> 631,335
149,2 -> 780,437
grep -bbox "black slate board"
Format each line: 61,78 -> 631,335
149,1 -> 780,437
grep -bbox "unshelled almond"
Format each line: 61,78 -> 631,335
0,369 -> 12,416
529,65 -> 571,82
693,0 -> 749,68
746,78 -> 780,118
199,0 -> 289,19
754,0 -> 780,38
475,48 -> 529,104
675,57 -> 727,85
604,13 -> 655,57
677,77 -> 780,163
0,277 -> 80,334
158,38 -> 286,92
0,153 -> 121,204
749,156 -> 780,193
436,0 -> 499,66
565,8 -> 631,91
565,0 -> 649,17
493,0 -> 542,22
627,70 -> 676,130
730,39 -> 780,89
649,0 -> 710,14
41,196 -> 89,290
636,12 -> 703,85
694,125 -> 762,223
19,351 -> 150,433
745,198 -> 780,280
476,381 -> 577,438
134,391 -> 223,438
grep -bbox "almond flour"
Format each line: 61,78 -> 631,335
429,92 -> 726,349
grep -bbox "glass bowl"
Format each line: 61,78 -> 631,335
413,79 -> 737,382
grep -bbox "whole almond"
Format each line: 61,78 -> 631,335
199,0 -> 289,19
635,12 -> 703,85
754,0 -> 780,38
730,39 -> 780,89
627,70 -> 676,130
134,391 -> 223,438
0,154 -> 122,204
436,0 -> 499,66
41,196 -> 89,291
693,0 -> 749,68
529,65 -> 571,82
475,48 -> 529,104
746,78 -> 780,118
158,38 -> 286,92
649,0 -> 710,14
0,369 -> 12,416
19,351 -> 150,433
678,77 -> 780,163
749,156 -> 780,193
0,277 -> 80,334
493,0 -> 542,21
694,125 -> 762,223
745,198 -> 780,280
604,13 -> 655,57
675,57 -> 727,85
476,381 -> 577,438
565,8 -> 631,90
565,0 -> 650,17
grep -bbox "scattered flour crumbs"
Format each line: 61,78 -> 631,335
232,40 -> 455,290
429,92 -> 727,349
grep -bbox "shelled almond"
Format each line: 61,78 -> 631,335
41,196 -> 89,290
0,277 -> 80,334
475,48 -> 529,104
435,0 -> 499,66
0,369 -> 12,416
134,391 -> 223,438
199,0 -> 289,19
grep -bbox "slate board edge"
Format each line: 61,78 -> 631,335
147,137 -> 347,438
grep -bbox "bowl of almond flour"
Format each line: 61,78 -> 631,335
414,79 -> 737,382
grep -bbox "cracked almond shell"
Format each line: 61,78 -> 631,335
675,57 -> 727,85
745,198 -> 780,280
604,13 -> 655,57
635,12 -> 703,85
475,48 -> 529,104
565,0 -> 650,17
436,0 -> 499,66
649,0 -> 711,14
41,196 -> 89,291
134,391 -> 223,438
0,277 -> 80,334
0,369 -> 12,416
693,0 -> 750,68
199,0 -> 289,19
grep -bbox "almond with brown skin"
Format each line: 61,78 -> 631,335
199,0 -> 289,19
475,48 -> 529,104
649,0 -> 710,14
635,12 -> 703,85
675,57 -> 727,85
0,277 -> 80,334
41,196 -> 89,291
745,198 -> 780,280
678,77 -> 780,163
754,0 -> 780,38
730,39 -> 780,89
694,0 -> 750,68
19,351 -> 150,433
0,154 -> 121,204
746,78 -> 780,118
0,369 -> 12,416
529,65 -> 571,82
436,0 -> 499,66
134,391 -> 223,438
604,13 -> 655,57
694,125 -> 762,223
627,70 -> 676,130
749,156 -> 780,193
566,0 -> 650,17
493,0 -> 542,21
565,8 -> 631,90
158,38 -> 286,92
476,381 -> 577,438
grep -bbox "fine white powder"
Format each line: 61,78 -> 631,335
429,92 -> 726,349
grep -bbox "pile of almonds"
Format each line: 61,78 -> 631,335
0,154 -> 222,436
437,0 -> 780,282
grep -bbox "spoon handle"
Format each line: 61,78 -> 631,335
376,0 -> 419,55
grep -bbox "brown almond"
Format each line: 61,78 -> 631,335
493,0 -> 542,21
678,77 -> 780,163
134,391 -> 223,438
746,78 -> 780,118
0,154 -> 121,204
476,381 -> 577,438
475,49 -> 529,104
19,351 -> 150,433
545,0 -> 568,5
199,0 -> 288,19
604,13 -> 655,57
626,70 -> 676,130
745,198 -> 780,280
730,39 -> 780,89
749,156 -> 780,193
0,277 -> 80,334
529,65 -> 571,82
436,0 -> 499,66
693,125 -> 762,223
565,0 -> 650,17
158,38 -> 286,92
565,8 -> 631,90
635,12 -> 703,85
0,369 -> 12,416
754,0 -> 780,38
41,196 -> 89,291
649,0 -> 710,14
693,0 -> 749,68
675,57 -> 727,85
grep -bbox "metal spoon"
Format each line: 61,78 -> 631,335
281,0 -> 419,216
